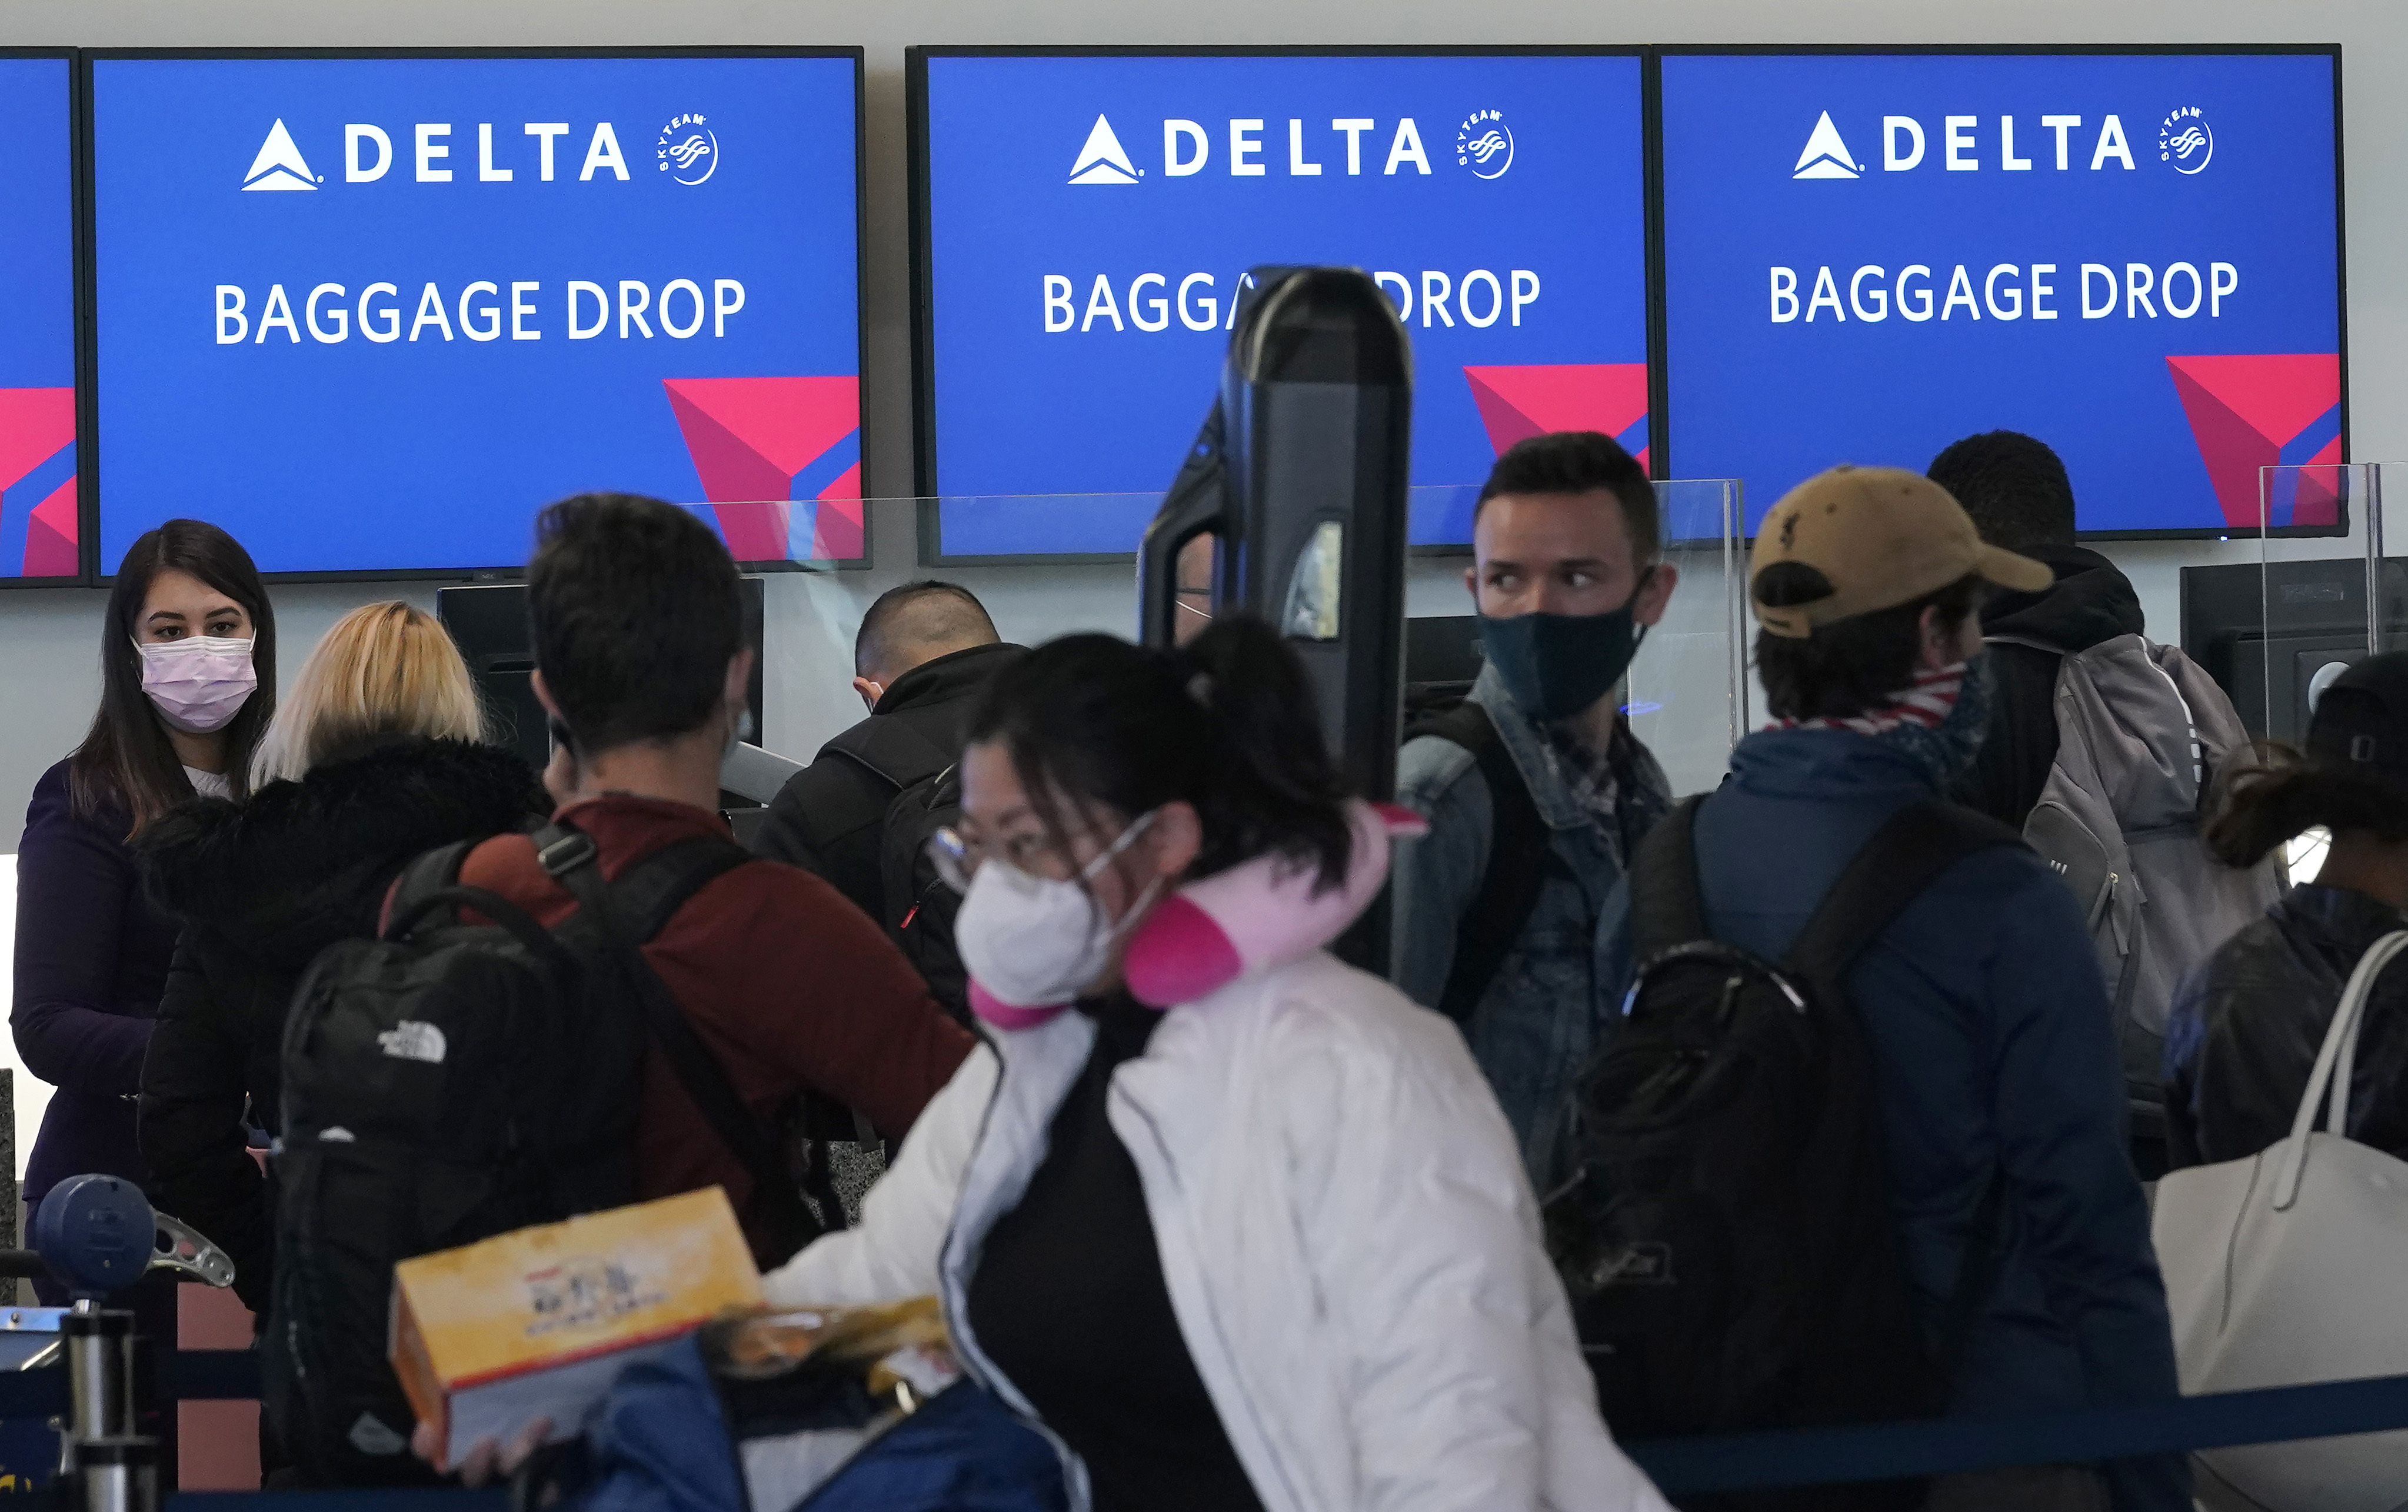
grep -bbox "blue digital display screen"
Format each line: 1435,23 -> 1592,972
917,51 -> 1651,557
1659,51 -> 2342,535
91,52 -> 865,575
0,56 -> 81,580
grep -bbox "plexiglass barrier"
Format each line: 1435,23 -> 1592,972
670,486 -> 1748,802
2219,464 -> 2408,752
1628,479 -> 1748,798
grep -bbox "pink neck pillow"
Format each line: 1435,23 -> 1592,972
965,800 -> 1425,1030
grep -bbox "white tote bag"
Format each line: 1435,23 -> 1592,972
2153,928 -> 2408,1512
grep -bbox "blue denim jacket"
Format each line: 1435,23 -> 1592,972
1390,665 -> 1671,1171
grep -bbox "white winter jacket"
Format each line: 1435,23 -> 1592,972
762,949 -> 1673,1512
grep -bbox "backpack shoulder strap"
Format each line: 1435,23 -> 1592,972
1783,800 -> 2026,991
820,715 -> 955,794
603,834 -> 755,944
1781,801 -> 2024,1380
532,822 -> 822,1261
1409,701 -> 1554,1023
383,838 -> 481,936
1626,795 -> 1711,959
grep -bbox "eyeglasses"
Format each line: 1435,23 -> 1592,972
928,810 -> 1159,894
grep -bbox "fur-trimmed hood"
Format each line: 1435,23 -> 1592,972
137,735 -> 548,968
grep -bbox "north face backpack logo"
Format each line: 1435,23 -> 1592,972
375,1020 -> 447,1064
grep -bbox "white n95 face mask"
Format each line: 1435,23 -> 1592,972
954,810 -> 1162,1010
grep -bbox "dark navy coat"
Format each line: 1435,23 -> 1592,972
1604,727 -> 2187,1512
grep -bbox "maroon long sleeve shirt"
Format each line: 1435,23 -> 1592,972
455,793 -> 975,1263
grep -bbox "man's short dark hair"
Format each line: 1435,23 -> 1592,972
529,492 -> 742,752
1926,430 -> 2076,552
1474,431 -> 1660,563
1755,567 -> 1983,721
854,581 -> 998,678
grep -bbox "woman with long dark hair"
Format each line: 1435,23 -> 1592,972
2166,651 -> 2408,1168
15,519 -> 275,1238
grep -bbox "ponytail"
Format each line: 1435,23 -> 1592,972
965,615 -> 1355,892
1175,616 -> 1353,889
2206,742 -> 2408,867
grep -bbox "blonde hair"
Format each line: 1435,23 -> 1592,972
251,601 -> 485,786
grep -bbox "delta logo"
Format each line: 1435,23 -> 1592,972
1791,112 -> 1861,179
241,119 -> 319,190
1068,115 -> 1143,185
1788,109 -> 2209,179
1067,112 -> 1479,185
239,116 -> 667,191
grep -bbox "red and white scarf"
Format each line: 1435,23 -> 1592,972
1776,661 -> 1967,737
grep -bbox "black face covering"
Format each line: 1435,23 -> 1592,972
1478,577 -> 1651,722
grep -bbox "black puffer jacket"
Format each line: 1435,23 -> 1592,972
754,642 -> 1025,916
2164,884 -> 2408,1170
134,737 -> 548,1311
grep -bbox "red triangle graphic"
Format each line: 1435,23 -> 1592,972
662,377 -> 860,484
2165,355 -> 2340,530
2164,355 -> 2338,449
0,388 -> 75,495
807,465 -> 864,559
2167,362 -> 2276,529
661,394 -> 790,559
664,391 -> 788,500
663,377 -> 860,561
23,475 -> 74,577
1461,364 -> 1649,456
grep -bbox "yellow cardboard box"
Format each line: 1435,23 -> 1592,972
391,1187 -> 764,1465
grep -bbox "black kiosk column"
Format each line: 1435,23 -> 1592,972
1136,266 -> 1414,803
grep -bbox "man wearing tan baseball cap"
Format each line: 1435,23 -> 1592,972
1585,464 -> 2189,1511
1749,464 -> 2052,641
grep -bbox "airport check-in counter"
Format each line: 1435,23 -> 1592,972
435,487 -> 1760,824
2171,464 -> 2408,752
431,464 -> 2408,823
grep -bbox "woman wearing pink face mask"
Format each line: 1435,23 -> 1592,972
15,519 -> 275,1283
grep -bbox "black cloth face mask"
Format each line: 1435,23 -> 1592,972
1477,570 -> 1653,722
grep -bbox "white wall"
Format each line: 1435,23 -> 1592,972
0,0 -> 2404,851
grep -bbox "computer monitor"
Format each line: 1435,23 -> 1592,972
1657,48 -> 2343,538
2179,558 -> 2408,744
0,53 -> 79,584
88,49 -> 867,578
437,577 -> 767,785
909,47 -> 1650,559
1404,614 -> 1484,708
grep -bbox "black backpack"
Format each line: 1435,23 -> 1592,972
264,820 -> 820,1486
826,718 -> 971,1025
1400,698 -> 1556,1022
1542,797 -> 2013,1510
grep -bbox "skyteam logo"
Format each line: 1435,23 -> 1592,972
1791,111 -> 1861,179
1068,115 -> 1142,185
655,112 -> 717,185
1455,109 -> 1513,179
2159,106 -> 2213,175
242,118 -> 319,191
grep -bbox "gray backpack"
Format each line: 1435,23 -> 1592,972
2006,632 -> 2283,1125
